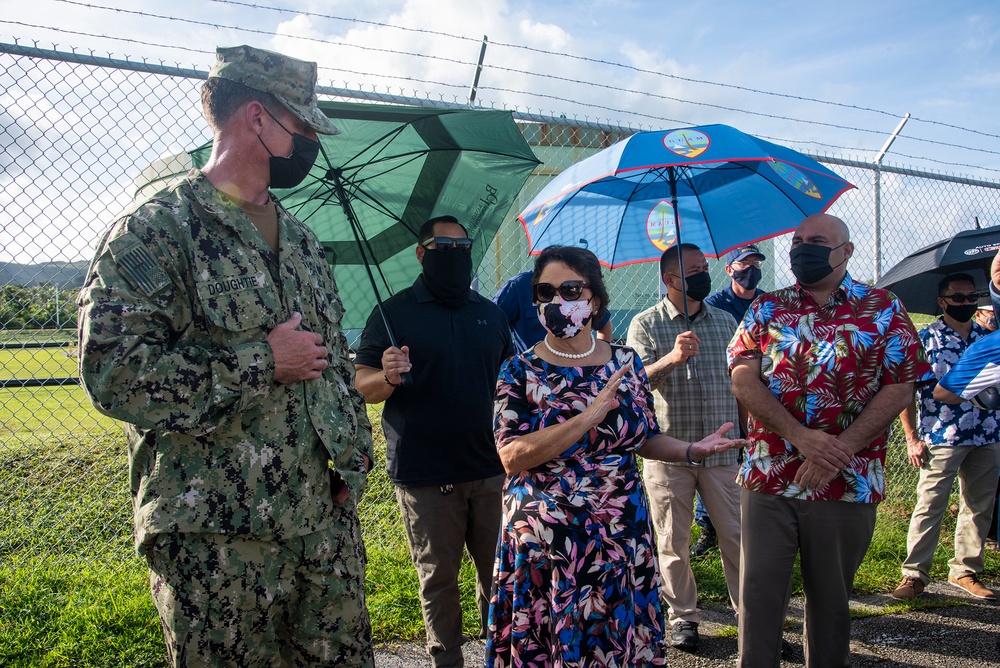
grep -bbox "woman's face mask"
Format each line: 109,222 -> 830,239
537,299 -> 593,339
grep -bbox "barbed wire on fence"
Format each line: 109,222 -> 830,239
5,0 -> 1000,176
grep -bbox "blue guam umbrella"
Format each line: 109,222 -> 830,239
518,124 -> 854,376
519,124 -> 854,269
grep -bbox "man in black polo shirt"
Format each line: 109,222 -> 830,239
354,215 -> 512,668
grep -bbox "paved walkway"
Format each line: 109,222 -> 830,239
375,577 -> 1000,667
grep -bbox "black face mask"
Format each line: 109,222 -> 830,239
422,249 -> 473,308
681,271 -> 712,302
260,132 -> 320,189
945,303 -> 977,323
732,265 -> 762,291
790,242 -> 846,286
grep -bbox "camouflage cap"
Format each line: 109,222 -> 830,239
210,45 -> 339,135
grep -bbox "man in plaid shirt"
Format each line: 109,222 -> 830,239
627,242 -> 744,653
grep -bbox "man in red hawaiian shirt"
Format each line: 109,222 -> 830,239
728,214 -> 932,667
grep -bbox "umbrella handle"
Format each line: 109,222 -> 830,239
377,303 -> 413,387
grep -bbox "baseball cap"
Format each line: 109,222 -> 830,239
209,45 -> 339,136
725,244 -> 766,266
977,295 -> 993,311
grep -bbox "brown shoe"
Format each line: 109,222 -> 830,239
891,576 -> 925,600
947,574 -> 997,600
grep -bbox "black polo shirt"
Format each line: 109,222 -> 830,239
355,275 -> 513,487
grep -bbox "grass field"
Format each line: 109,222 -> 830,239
0,378 -> 480,667
1,338 -> 997,667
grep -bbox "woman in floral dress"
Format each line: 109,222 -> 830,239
486,246 -> 739,667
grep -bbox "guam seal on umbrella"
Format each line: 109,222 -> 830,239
519,124 -> 854,268
518,123 -> 854,377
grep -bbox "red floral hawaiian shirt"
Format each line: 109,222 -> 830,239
727,273 -> 933,503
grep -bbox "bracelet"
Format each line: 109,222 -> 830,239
685,442 -> 695,465
384,372 -> 400,388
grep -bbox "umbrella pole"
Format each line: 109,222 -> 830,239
331,169 -> 413,387
668,167 -> 697,380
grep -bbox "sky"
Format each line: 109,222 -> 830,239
1,0 -> 999,270
2,0 -> 998,174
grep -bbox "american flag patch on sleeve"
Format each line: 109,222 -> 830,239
108,233 -> 169,296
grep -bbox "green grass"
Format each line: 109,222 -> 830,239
0,561 -> 165,668
0,347 -> 79,380
0,388 -> 475,666
2,338 -> 998,666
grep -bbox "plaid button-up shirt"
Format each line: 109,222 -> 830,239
627,298 -> 741,467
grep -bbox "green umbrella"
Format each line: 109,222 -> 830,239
191,101 -> 540,344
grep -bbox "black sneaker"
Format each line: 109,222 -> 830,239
670,621 -> 699,651
690,528 -> 717,560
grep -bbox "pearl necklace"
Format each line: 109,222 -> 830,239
544,334 -> 596,360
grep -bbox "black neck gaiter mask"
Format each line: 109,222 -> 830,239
422,249 -> 472,308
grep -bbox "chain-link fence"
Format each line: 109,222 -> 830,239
3,42 -> 1000,608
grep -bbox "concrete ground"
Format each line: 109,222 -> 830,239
375,575 -> 1000,667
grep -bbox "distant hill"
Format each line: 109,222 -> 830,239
0,261 -> 89,287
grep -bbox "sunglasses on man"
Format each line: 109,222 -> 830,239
420,236 -> 474,252
533,280 -> 590,303
942,292 -> 985,304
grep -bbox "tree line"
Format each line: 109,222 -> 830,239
0,284 -> 80,330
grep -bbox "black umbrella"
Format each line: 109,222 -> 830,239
876,225 -> 1000,315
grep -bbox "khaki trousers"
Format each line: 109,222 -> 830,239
902,442 -> 1000,582
643,462 -> 742,625
396,475 -> 505,668
738,490 -> 876,668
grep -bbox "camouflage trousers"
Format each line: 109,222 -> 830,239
146,504 -> 373,668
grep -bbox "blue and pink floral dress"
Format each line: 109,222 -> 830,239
486,344 -> 667,667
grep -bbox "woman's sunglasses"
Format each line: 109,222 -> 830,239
533,280 -> 590,303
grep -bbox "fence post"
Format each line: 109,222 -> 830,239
872,113 -> 911,282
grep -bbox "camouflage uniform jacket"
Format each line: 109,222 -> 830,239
78,170 -> 372,554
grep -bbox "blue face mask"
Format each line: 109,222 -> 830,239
732,265 -> 762,291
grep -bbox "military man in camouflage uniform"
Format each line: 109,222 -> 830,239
78,45 -> 374,667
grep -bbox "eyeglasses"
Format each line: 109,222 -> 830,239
942,292 -> 983,304
731,258 -> 763,268
533,280 -> 590,303
421,236 -> 474,252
